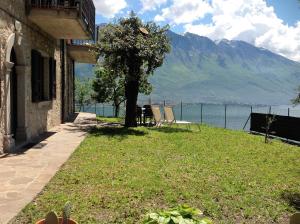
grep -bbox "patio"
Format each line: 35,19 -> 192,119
0,113 -> 96,224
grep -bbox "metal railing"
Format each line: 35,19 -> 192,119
76,100 -> 300,131
76,101 -> 300,131
71,39 -> 95,46
71,25 -> 101,45
27,0 -> 95,39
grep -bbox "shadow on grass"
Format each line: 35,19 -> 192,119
149,126 -> 195,133
281,191 -> 300,210
89,126 -> 147,140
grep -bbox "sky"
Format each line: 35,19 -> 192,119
93,0 -> 300,62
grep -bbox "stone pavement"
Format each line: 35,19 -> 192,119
0,113 -> 96,224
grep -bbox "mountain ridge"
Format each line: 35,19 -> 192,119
75,30 -> 300,105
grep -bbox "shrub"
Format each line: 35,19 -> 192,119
143,205 -> 213,224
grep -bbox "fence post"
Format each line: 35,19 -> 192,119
224,104 -> 227,129
163,100 -> 166,120
269,106 -> 271,114
243,106 -> 253,131
200,103 -> 203,124
288,108 -> 290,117
180,101 -> 183,121
94,103 -> 97,115
102,104 -> 105,117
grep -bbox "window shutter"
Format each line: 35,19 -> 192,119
31,49 -> 45,102
38,54 -> 44,101
31,50 -> 40,102
49,57 -> 57,99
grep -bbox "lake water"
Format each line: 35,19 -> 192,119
78,103 -> 300,131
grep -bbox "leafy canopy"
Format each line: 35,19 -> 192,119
95,11 -> 171,83
75,78 -> 92,107
92,66 -> 125,105
292,86 -> 300,105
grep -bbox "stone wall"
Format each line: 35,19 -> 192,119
0,0 -> 74,153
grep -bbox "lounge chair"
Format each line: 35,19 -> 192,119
290,213 -> 300,224
151,105 -> 163,127
164,106 -> 176,125
164,105 -> 196,130
143,105 -> 153,124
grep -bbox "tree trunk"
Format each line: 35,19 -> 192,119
114,104 -> 120,118
125,80 -> 139,127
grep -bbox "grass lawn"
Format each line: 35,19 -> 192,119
12,119 -> 300,223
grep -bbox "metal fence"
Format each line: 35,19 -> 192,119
250,113 -> 300,142
76,102 -> 300,131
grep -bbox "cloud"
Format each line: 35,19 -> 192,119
93,0 -> 127,18
154,0 -> 212,24
140,0 -> 168,12
155,0 -> 300,62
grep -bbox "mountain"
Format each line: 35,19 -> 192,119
75,31 -> 300,105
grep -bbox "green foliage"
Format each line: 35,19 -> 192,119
62,201 -> 72,224
291,86 -> 300,105
96,11 -> 171,79
143,205 -> 213,224
75,78 -> 92,111
263,115 -> 276,143
92,67 -> 124,104
43,202 -> 72,224
92,66 -> 125,117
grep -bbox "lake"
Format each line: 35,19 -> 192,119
78,103 -> 300,131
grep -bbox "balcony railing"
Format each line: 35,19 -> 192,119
67,39 -> 97,64
27,0 -> 95,40
71,39 -> 95,46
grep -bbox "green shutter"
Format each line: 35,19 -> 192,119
31,49 -> 40,102
38,54 -> 44,101
49,57 -> 57,99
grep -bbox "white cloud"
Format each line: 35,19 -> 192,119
93,0 -> 127,18
154,0 -> 212,24
140,0 -> 168,12
155,0 -> 300,61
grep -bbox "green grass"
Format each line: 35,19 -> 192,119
96,116 -> 124,123
12,124 -> 300,224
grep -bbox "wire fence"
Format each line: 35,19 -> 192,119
76,101 -> 300,131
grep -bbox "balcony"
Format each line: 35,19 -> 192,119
26,0 -> 95,40
67,40 -> 97,64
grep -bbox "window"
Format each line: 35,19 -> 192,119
31,49 -> 44,102
31,50 -> 56,102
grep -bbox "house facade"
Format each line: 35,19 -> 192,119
0,0 -> 96,153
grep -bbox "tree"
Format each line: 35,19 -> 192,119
75,78 -> 92,111
92,67 -> 126,117
95,12 -> 171,127
292,86 -> 300,105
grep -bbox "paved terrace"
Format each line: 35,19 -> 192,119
0,113 -> 96,224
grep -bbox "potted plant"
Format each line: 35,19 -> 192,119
35,202 -> 78,224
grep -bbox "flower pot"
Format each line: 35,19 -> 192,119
35,218 -> 78,224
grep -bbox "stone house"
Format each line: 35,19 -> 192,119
0,0 -> 96,153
